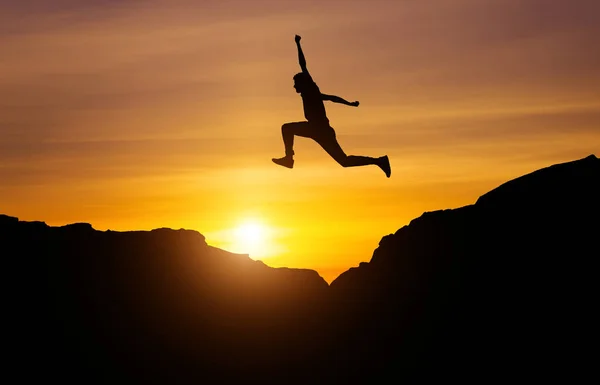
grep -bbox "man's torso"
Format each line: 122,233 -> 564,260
301,81 -> 329,124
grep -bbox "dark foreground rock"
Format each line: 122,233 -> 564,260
3,154 -> 598,384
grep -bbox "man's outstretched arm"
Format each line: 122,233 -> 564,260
295,35 -> 309,74
321,93 -> 360,107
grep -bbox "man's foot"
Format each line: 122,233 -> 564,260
378,155 -> 391,178
272,156 -> 294,169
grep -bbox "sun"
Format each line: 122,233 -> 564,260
232,220 -> 268,258
235,222 -> 264,247
206,218 -> 284,260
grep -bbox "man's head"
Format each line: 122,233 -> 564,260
293,72 -> 311,93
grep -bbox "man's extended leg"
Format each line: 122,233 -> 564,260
272,121 -> 317,168
317,129 -> 391,177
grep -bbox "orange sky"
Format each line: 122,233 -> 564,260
2,0 -> 599,283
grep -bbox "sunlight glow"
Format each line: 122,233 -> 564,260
235,222 -> 264,248
203,217 -> 290,262
231,220 -> 270,259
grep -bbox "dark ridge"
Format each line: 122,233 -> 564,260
4,154 -> 598,384
476,154 -> 598,208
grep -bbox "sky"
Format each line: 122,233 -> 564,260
1,0 -> 599,283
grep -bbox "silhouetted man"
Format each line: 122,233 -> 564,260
272,35 -> 391,178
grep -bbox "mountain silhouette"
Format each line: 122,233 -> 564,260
3,154 -> 598,384
327,154 -> 598,382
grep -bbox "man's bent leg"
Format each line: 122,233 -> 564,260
281,121 -> 313,157
273,121 -> 315,168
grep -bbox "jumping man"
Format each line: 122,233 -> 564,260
272,35 -> 391,178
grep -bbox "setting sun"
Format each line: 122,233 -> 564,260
212,219 -> 270,259
234,221 -> 265,251
205,218 -> 289,262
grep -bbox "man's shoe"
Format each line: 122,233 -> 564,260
272,156 -> 294,169
379,155 -> 391,178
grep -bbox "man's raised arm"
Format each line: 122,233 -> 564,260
295,35 -> 308,74
321,93 -> 360,107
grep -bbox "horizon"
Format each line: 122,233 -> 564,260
4,152 -> 596,283
2,0 -> 600,283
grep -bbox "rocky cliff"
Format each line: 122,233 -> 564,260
3,154 -> 598,384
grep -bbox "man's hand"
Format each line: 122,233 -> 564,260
295,35 -> 301,43
351,101 -> 360,107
